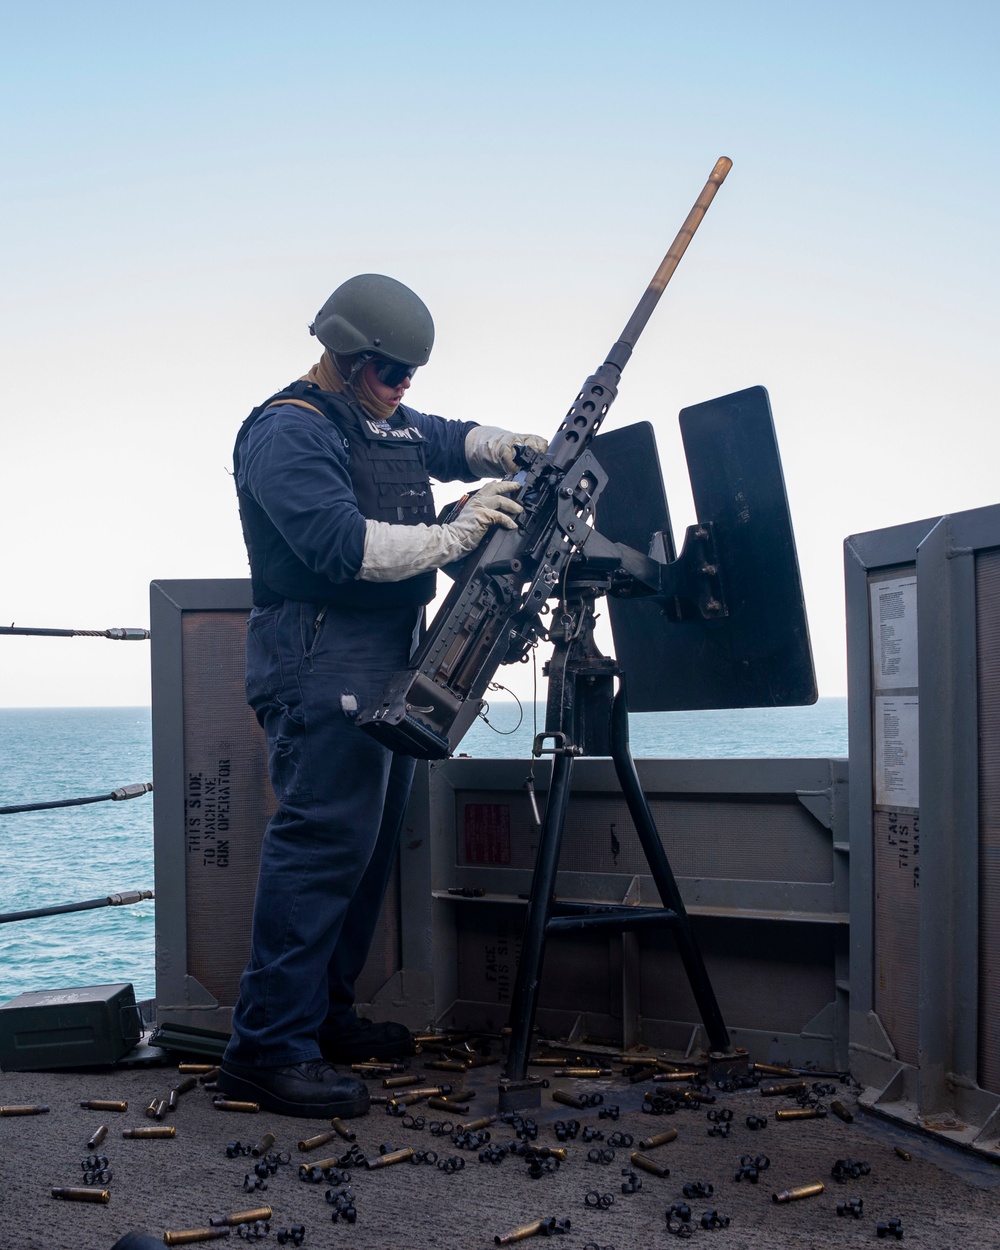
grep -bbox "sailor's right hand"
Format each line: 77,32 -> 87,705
356,481 -> 523,583
450,480 -> 523,545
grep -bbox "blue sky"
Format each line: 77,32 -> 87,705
2,1 -> 997,706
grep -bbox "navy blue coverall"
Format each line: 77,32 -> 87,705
226,397 -> 476,1067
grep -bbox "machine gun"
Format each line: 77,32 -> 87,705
357,156 -> 754,759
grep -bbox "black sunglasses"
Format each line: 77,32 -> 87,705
373,357 -> 418,388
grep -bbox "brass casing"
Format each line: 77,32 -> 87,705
365,1146 -> 415,1168
495,1219 -> 546,1244
639,1128 -> 679,1149
457,1115 -> 497,1132
760,1082 -> 808,1097
428,1097 -> 469,1113
212,1099 -> 260,1112
630,1151 -> 670,1177
553,1067 -> 611,1078
551,1090 -> 586,1109
773,1182 -> 825,1203
163,1228 -> 232,1245
211,1207 -> 272,1227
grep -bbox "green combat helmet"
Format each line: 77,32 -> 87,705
310,274 -> 435,367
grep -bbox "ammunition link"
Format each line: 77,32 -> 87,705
275,1228 -> 306,1246
621,1167 -> 642,1194
831,1157 -> 871,1182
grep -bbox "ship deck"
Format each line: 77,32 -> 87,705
3,1038 -> 999,1250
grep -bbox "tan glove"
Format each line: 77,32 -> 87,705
357,480 -> 523,582
465,424 -> 549,477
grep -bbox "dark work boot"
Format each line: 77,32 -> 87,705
218,1059 -> 369,1118
319,1015 -> 414,1064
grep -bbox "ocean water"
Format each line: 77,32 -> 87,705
0,699 -> 846,1005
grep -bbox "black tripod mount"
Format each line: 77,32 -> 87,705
497,577 -> 743,1111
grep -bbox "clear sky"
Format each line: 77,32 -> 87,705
2,1 -> 997,708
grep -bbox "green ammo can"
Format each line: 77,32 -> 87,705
0,983 -> 142,1070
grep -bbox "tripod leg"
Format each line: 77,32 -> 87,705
503,750 -> 576,1081
610,682 -> 732,1052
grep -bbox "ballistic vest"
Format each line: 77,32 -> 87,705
234,381 -> 437,608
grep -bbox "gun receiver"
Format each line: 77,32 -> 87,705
356,157 -> 733,759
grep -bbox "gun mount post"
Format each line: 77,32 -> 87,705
499,578 -> 735,1105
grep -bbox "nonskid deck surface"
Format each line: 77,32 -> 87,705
2,1049 -> 998,1250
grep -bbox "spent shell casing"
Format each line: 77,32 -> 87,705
208,1207 -> 273,1228
80,1099 -> 127,1112
298,1130 -> 337,1152
299,1156 -> 341,1174
551,1090 -> 587,1109
87,1124 -> 109,1149
365,1146 -> 415,1168
250,1132 -> 276,1156
654,1065 -> 702,1078
495,1219 -> 546,1245
177,1064 -> 216,1073
387,1091 -> 425,1109
199,1067 -> 221,1083
830,1100 -> 854,1122
163,1228 -> 232,1245
123,1125 -> 176,1138
457,1115 -> 497,1132
628,1064 -> 660,1083
329,1117 -> 357,1141
51,1187 -> 110,1203
383,1074 -> 423,1088
425,1060 -> 469,1072
630,1151 -> 670,1178
167,1090 -> 180,1112
175,1076 -> 199,1094
639,1128 -> 679,1150
351,1062 -> 396,1074
775,1107 -> 828,1120
761,1082 -> 808,1097
773,1182 -> 825,1203
0,1105 -> 50,1116
754,1063 -> 796,1076
553,1067 -> 611,1078
212,1098 -> 259,1112
894,1146 -> 912,1162
428,1097 -> 469,1112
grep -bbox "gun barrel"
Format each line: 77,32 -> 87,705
608,156 -> 732,372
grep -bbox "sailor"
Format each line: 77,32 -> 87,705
219,274 -> 547,1118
